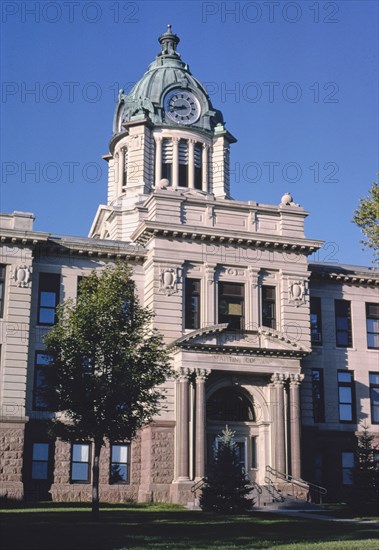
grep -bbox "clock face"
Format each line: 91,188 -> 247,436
164,89 -> 201,125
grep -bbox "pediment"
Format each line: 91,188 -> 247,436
170,324 -> 311,356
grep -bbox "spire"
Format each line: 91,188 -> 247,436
158,24 -> 180,58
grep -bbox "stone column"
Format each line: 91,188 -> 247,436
202,143 -> 208,192
172,137 -> 179,188
177,367 -> 191,481
195,368 -> 208,480
271,373 -> 286,474
154,136 -> 162,185
247,267 -> 260,332
188,139 -> 195,189
289,373 -> 304,480
204,264 -> 216,326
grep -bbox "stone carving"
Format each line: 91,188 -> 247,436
248,267 -> 259,288
289,373 -> 304,386
129,135 -> 142,150
195,368 -> 209,382
288,280 -> 306,307
205,264 -> 215,285
13,265 -> 31,287
159,267 -> 178,295
178,367 -> 191,380
270,372 -> 287,385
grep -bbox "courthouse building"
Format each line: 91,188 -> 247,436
0,27 -> 378,505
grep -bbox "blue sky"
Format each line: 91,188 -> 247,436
1,0 -> 378,266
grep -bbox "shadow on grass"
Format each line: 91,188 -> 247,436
1,504 -> 378,550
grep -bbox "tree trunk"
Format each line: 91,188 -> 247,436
92,438 -> 102,521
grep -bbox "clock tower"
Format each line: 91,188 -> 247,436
89,26 -> 236,240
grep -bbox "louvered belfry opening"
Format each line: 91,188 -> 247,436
178,139 -> 188,187
194,143 -> 202,190
161,138 -> 173,183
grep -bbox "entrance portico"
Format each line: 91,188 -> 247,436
169,326 -> 309,502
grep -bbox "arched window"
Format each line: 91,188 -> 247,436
207,387 -> 255,421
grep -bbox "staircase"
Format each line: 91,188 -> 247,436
189,467 -> 327,511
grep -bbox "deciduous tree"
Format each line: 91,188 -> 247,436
352,180 -> 379,265
42,263 -> 172,519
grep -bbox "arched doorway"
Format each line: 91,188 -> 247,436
206,386 -> 258,479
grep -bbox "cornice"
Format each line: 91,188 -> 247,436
0,229 -> 147,262
130,220 -> 323,256
310,265 -> 379,287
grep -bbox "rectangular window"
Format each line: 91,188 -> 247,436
341,451 -> 354,485
33,352 -> 52,410
335,299 -> 352,347
71,443 -> 91,483
110,444 -> 130,484
251,436 -> 258,469
218,282 -> 244,330
310,297 -> 322,345
261,286 -> 276,329
31,443 -> 50,480
185,278 -> 201,329
337,371 -> 355,423
37,273 -> 60,325
0,265 -> 6,318
366,303 -> 379,349
311,368 -> 325,423
369,372 -> 379,424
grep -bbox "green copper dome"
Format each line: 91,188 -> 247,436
113,26 -> 224,135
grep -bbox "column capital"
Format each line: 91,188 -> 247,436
188,138 -> 196,146
172,137 -> 180,143
271,372 -> 287,386
154,135 -> 163,143
289,373 -> 304,387
195,368 -> 209,382
178,367 -> 191,381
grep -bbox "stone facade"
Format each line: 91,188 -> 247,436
0,28 -> 378,505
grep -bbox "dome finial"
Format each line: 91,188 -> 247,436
158,24 -> 180,58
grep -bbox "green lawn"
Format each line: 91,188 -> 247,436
0,502 -> 378,550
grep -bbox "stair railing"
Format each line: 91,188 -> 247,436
265,465 -> 327,504
263,475 -> 285,502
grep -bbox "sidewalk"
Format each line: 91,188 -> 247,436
255,508 -> 379,526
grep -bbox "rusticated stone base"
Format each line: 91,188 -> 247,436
0,422 -> 25,500
50,436 -> 142,502
170,481 -> 194,505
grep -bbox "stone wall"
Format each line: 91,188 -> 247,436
0,423 -> 25,500
50,436 -> 142,503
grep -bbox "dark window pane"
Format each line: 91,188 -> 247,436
73,444 -> 89,462
339,404 -> 352,422
335,300 -> 352,347
338,372 -> 352,383
32,443 -> 49,461
110,464 -> 127,483
218,282 -> 244,330
185,278 -> 201,329
369,373 -> 379,385
71,463 -> 88,481
262,286 -> 276,329
40,291 -> 56,307
32,462 -> 48,480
